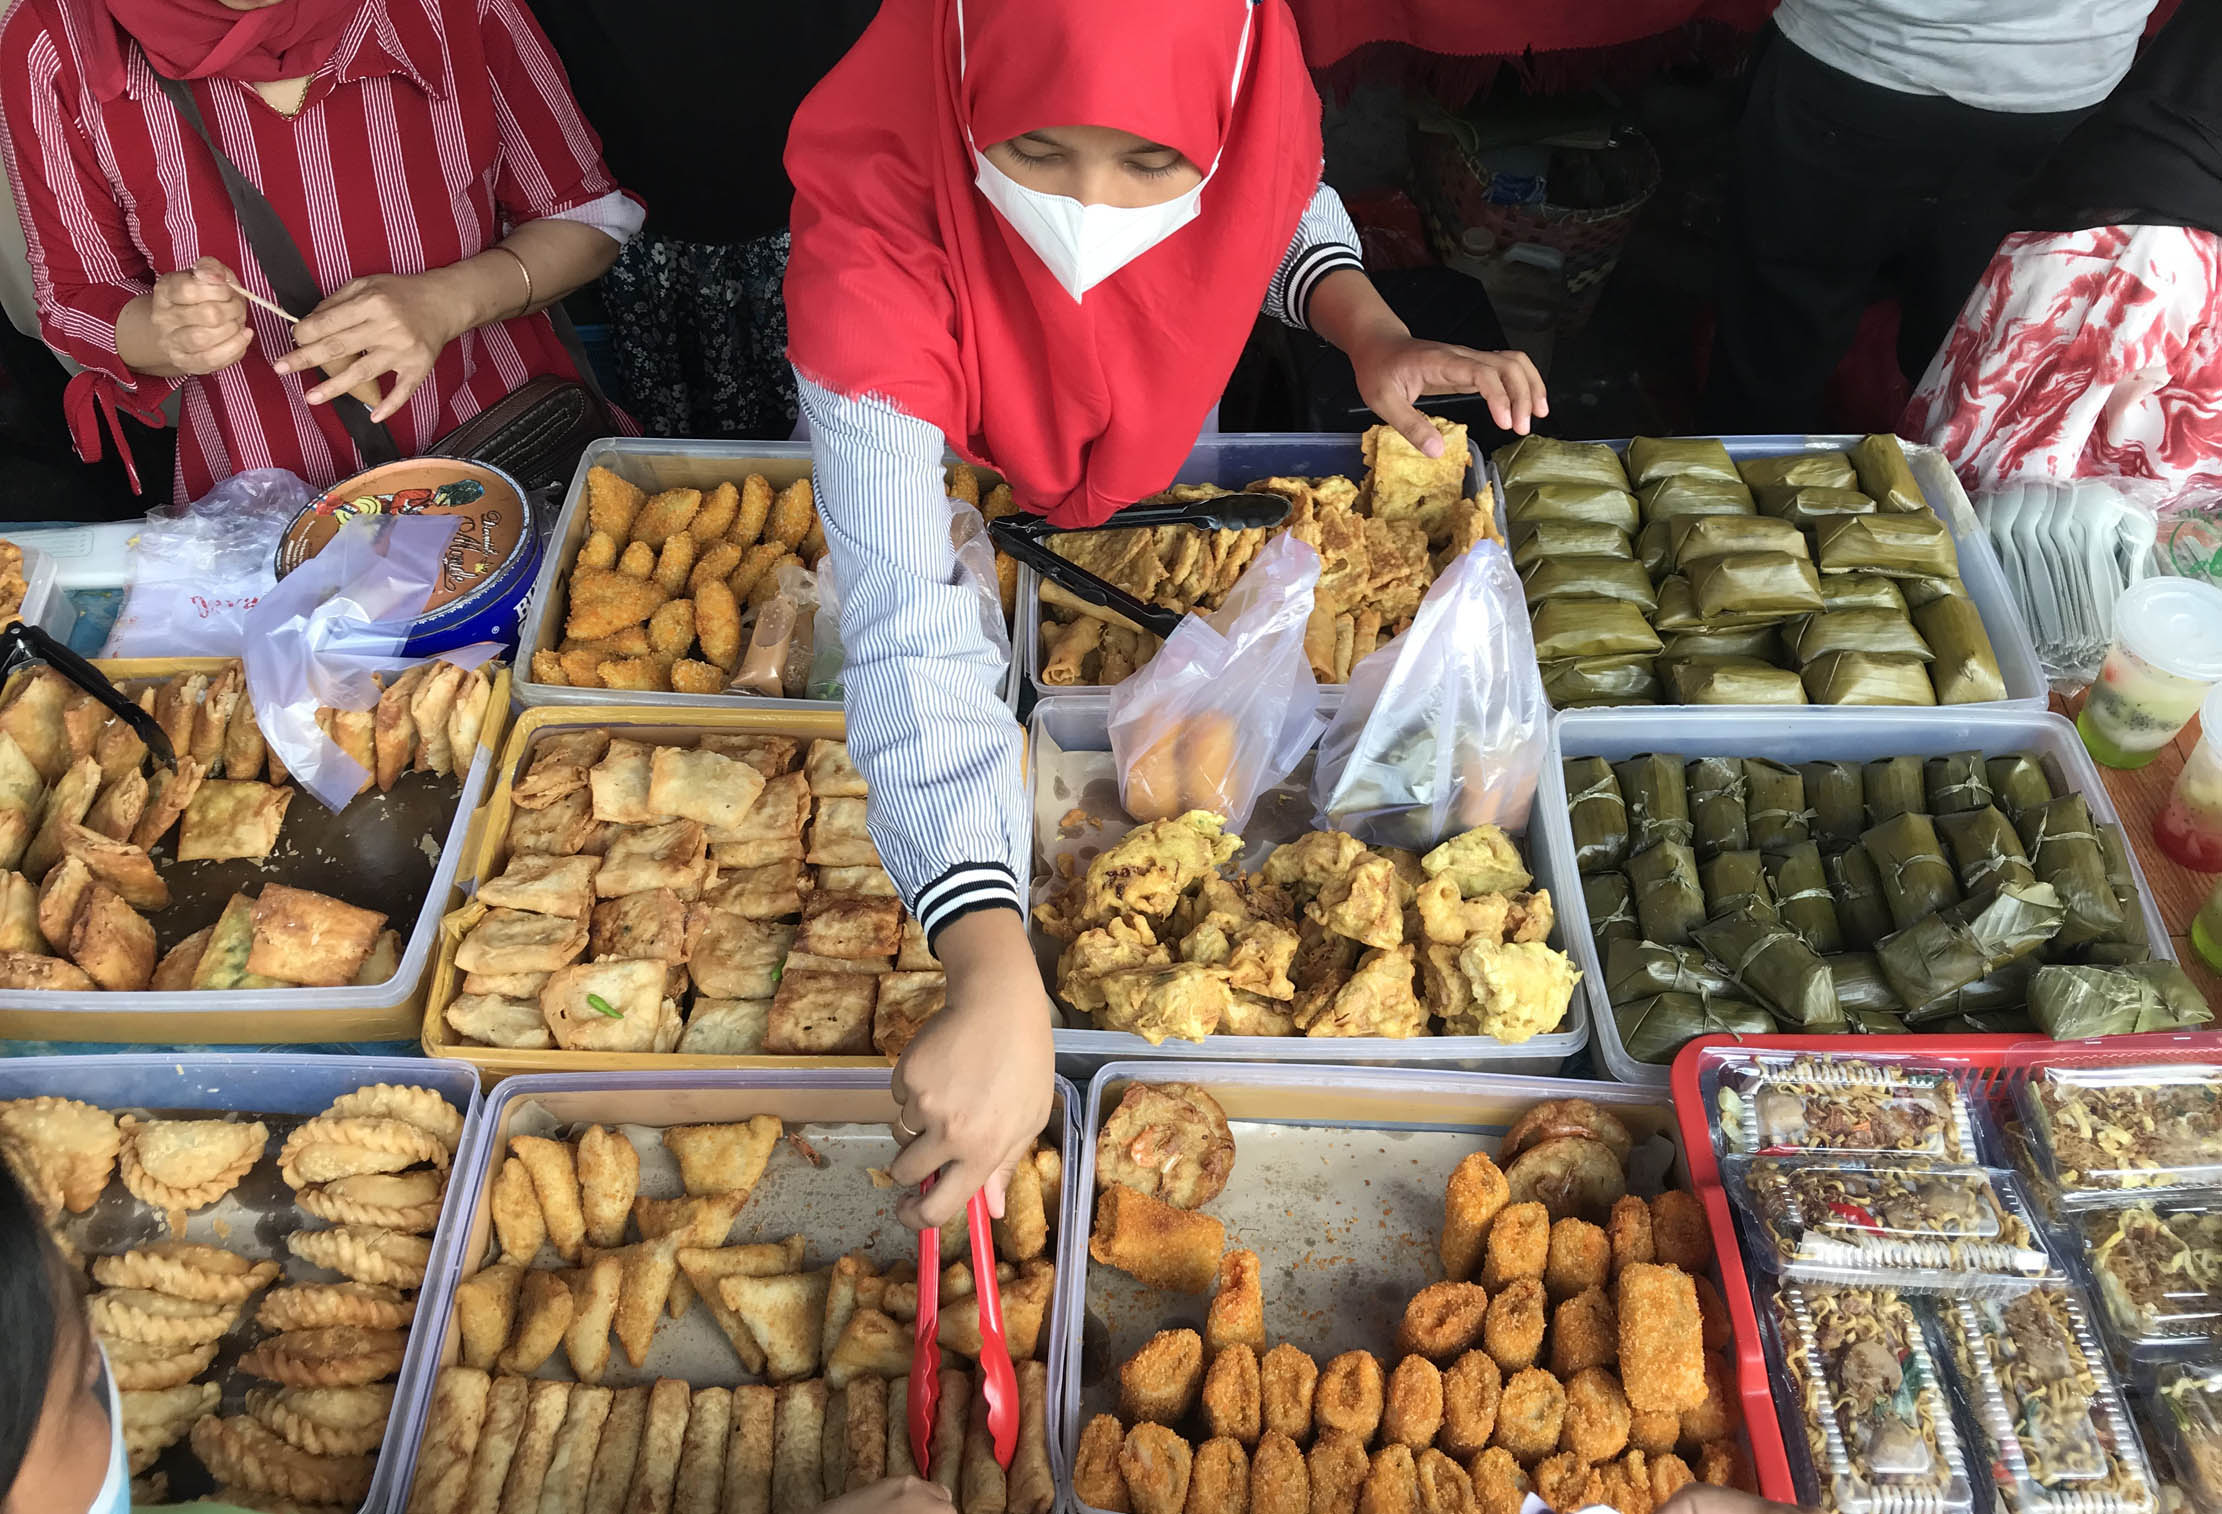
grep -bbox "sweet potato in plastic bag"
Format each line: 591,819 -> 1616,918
1311,541 -> 1548,849
1108,533 -> 1325,832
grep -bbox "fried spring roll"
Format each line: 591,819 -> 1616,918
626,1378 -> 693,1514
963,1392 -> 1008,1514
1008,1360 -> 1054,1514
722,1385 -> 775,1514
583,1386 -> 649,1514
496,1379 -> 571,1514
772,1380 -> 827,1514
539,1384 -> 614,1514
929,1369 -> 968,1497
459,1374 -> 530,1514
844,1378 -> 888,1493
674,1388 -> 732,1514
885,1375 -> 916,1480
404,1366 -> 491,1514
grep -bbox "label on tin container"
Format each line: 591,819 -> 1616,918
278,463 -> 523,614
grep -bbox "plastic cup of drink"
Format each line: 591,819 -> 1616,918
2194,875 -> 2222,972
2078,577 -> 2222,769
2157,684 -> 2222,869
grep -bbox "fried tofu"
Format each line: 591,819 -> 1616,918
766,970 -> 876,1055
796,892 -> 902,960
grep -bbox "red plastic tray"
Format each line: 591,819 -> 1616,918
1667,1029 -> 2222,1506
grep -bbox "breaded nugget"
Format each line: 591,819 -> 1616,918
1208,1250 -> 1265,1354
695,579 -> 743,670
1075,1414 -> 1132,1513
1121,1329 -> 1205,1425
1188,1437 -> 1249,1514
690,541 -> 745,597
1559,1368 -> 1630,1465
1627,1406 -> 1680,1458
750,553 -> 801,610
565,567 -> 667,641
618,540 -> 657,578
1203,1345 -> 1261,1447
1677,1355 -> 1739,1450
587,466 -> 644,541
1606,1196 -> 1654,1276
1649,1452 -> 1695,1504
1649,1192 -> 1713,1273
1482,1278 -> 1544,1374
653,533 -> 697,596
693,481 -> 740,541
946,465 -> 981,507
730,542 -> 788,601
597,654 -> 670,692
1550,1287 -> 1617,1378
1584,1450 -> 1656,1514
1122,1423 -> 1194,1514
672,659 -> 727,695
648,598 -> 697,658
531,649 -> 569,685
1092,1187 -> 1225,1294
767,479 -> 814,550
632,488 -> 701,548
1692,1276 -> 1731,1352
731,475 -> 773,547
1616,1265 -> 1705,1415
1490,1369 -> 1563,1464
1442,1153 -> 1510,1282
1440,1352 -> 1501,1459
1466,1448 -> 1528,1514
1253,1432 -> 1309,1514
1414,1449 -> 1474,1514
1396,1282 -> 1488,1363
1697,1440 -> 1753,1493
1544,1219 -> 1609,1302
1531,1452 -> 1588,1513
578,530 -> 619,571
1359,1445 -> 1418,1514
1307,1431 -> 1367,1514
1382,1357 -> 1442,1450
1262,1345 -> 1318,1444
1481,1202 -> 1548,1291
801,519 -> 829,565
1313,1353 -> 1383,1443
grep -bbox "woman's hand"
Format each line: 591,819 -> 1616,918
131,257 -> 252,377
819,1477 -> 954,1514
1350,332 -> 1548,455
887,908 -> 1055,1231
1657,1485 -> 1810,1514
276,270 -> 478,422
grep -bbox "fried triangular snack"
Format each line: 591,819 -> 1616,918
633,1190 -> 746,1316
675,1238 -> 804,1374
826,1307 -> 910,1389
716,1268 -> 828,1383
662,1116 -> 781,1198
614,1235 -> 680,1369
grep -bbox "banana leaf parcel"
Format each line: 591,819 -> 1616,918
1694,906 -> 1845,1029
1874,882 -> 2066,1008
1861,810 -> 1962,930
2016,795 -> 2126,947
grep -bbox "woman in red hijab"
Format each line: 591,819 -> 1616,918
1,0 -> 641,501
784,0 -> 1546,1231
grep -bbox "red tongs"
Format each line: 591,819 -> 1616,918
908,1177 -> 1020,1476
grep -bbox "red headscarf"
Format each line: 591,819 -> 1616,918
66,0 -> 363,97
784,0 -> 1324,527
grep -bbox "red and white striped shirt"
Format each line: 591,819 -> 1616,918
1,0 -> 640,503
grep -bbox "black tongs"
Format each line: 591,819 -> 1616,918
987,492 -> 1290,640
0,620 -> 175,767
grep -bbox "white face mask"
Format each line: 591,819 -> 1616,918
85,1346 -> 129,1514
957,0 -> 1253,303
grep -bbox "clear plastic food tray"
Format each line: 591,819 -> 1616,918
383,1069 -> 1083,1513
1018,429 -> 1489,697
519,438 -> 1022,712
2148,1359 -> 2222,1513
2015,1063 -> 2222,1208
0,1052 -> 483,1514
0,658 -> 507,1043
1936,1283 -> 2157,1514
1543,707 -> 2179,1087
2069,1198 -> 2222,1356
1727,1156 -> 2059,1289
1703,1049 -> 1984,1163
9,538 -> 77,644
1029,693 -> 1588,1079
1763,1278 -> 1975,1514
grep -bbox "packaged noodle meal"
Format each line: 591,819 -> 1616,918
2016,1064 -> 2222,1202
1710,1052 -> 1980,1162
2072,1201 -> 2222,1351
1770,1281 -> 1973,1514
1730,1156 -> 2055,1286
2152,1360 -> 2222,1514
1936,1285 -> 2156,1514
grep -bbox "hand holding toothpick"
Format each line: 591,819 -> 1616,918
223,275 -> 384,411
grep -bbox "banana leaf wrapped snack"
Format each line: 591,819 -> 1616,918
1914,595 -> 2010,704
1616,992 -> 1773,1064
1522,553 -> 1658,610
1798,760 -> 1866,848
1627,838 -> 1705,946
2094,822 -> 2151,949
1986,753 -> 2058,819
1690,551 -> 1825,619
1627,435 -> 1740,487
1828,952 -> 1904,1016
1744,759 -> 1812,851
1755,484 -> 1878,528
1864,755 -> 1927,826
1686,756 -> 1750,860
1817,572 -> 1910,614
1739,450 -> 1860,492
1768,842 -> 1845,954
1816,512 -> 1959,579
1506,482 -> 1642,535
1851,433 -> 1929,512
2028,962 -> 2215,1038
1640,475 -> 1756,522
1862,810 -> 1962,930
1615,753 -> 1693,851
2017,795 -> 2125,947
1531,597 -> 1662,659
1826,847 -> 1896,951
1875,882 -> 2067,1008
1924,750 -> 1994,815
1495,435 -> 1630,491
1695,905 -> 1846,1028
1661,624 -> 1784,662
1788,608 -> 1933,664
1669,513 -> 1807,569
1906,958 -> 2037,1025
1565,755 -> 1631,872
1510,517 -> 1633,568
1604,937 -> 1739,1004
1803,651 -> 1939,706
1702,849 -> 1779,922
1662,657 -> 1808,705
1935,806 -> 2037,894
1586,871 -> 1640,945
1544,654 -> 1662,707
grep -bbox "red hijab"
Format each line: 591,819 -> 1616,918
68,0 -> 362,97
784,0 -> 1324,527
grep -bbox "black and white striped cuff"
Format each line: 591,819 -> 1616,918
913,861 -> 1025,946
1285,244 -> 1366,332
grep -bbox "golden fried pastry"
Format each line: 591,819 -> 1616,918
1530,1451 -> 1588,1514
1091,1185 -> 1224,1294
1440,1152 -> 1509,1283
297,1170 -> 445,1232
1440,1351 -> 1502,1459
1,1096 -> 120,1212
1359,1444 -> 1419,1514
1383,1356 -> 1444,1450
1189,1436 -> 1251,1514
1122,1328 -> 1206,1425
236,1326 -> 408,1388
1484,1278 -> 1545,1373
1481,1202 -> 1549,1291
1261,1344 -> 1319,1445
88,1288 -> 239,1347
190,1414 -> 375,1506
1616,1265 -> 1705,1415
1649,1191 -> 1714,1273
1095,963 -> 1231,1044
243,1384 -> 395,1458
1314,1352 -> 1384,1443
1121,1423 -> 1195,1514
1677,1354 -> 1740,1449
1397,1282 -> 1489,1363
566,1254 -> 624,1385
1095,1082 -> 1236,1210
1252,1431 -> 1309,1514
1413,1448 -> 1475,1514
117,1114 -> 268,1220
247,884 -> 386,987
489,1156 -> 545,1264
287,1225 -> 431,1289
257,1282 -> 413,1334
722,1269 -> 832,1383
501,1268 -> 577,1375
1551,1288 -> 1618,1379
1075,1414 -> 1133,1513
1560,1368 -> 1632,1464
1491,1368 -> 1565,1464
92,1242 -> 279,1304
663,1115 -> 780,1197
1207,1249 -> 1265,1354
1467,1448 -> 1529,1514
121,1381 -> 219,1465
277,1116 -> 446,1187
1545,1218 -> 1610,1302
98,1336 -> 219,1392
1606,1195 -> 1655,1276
1203,1343 -> 1262,1447
1698,1440 -> 1754,1493
1307,1430 -> 1368,1514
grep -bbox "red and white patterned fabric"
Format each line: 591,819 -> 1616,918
1,0 -> 635,502
1907,225 -> 2222,506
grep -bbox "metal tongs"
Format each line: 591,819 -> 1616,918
987,492 -> 1291,639
909,1175 -> 1018,1476
0,620 -> 175,766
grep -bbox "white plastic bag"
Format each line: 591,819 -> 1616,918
1108,533 -> 1326,832
240,513 -> 499,812
105,468 -> 314,657
1311,540 -> 1547,849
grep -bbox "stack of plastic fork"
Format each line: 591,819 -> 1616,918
1975,478 -> 2160,687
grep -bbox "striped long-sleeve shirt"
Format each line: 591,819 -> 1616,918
802,182 -> 1364,943
0,0 -> 643,503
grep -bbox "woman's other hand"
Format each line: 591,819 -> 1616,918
886,909 -> 1056,1231
820,1477 -> 955,1514
1351,333 -> 1548,455
141,257 -> 251,376
279,270 -> 476,422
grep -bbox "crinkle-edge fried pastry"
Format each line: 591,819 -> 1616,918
1094,1082 -> 1236,1210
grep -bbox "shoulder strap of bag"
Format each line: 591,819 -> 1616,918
152,71 -> 402,468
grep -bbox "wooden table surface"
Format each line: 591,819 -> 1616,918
2055,691 -> 2222,1005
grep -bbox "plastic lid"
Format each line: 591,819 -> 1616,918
2113,577 -> 2222,681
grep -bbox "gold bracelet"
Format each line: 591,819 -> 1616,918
489,245 -> 533,319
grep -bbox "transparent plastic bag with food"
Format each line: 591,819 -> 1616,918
1107,532 -> 1325,832
1311,540 -> 1548,850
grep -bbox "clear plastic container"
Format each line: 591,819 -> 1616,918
2070,1200 -> 2222,1354
2014,1063 -> 2222,1205
2078,577 -> 2222,769
0,1052 -> 483,1514
8,539 -> 77,644
1936,1284 -> 2158,1514
386,1068 -> 1084,1514
1705,1049 -> 1983,1163
1545,706 -> 2180,1087
1030,693 -> 1589,1079
1764,1279 -> 1976,1514
1728,1156 -> 2058,1287
2153,684 -> 2222,869
520,439 -> 1022,712
2148,1359 -> 2222,1513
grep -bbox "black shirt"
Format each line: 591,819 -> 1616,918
527,0 -> 880,246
